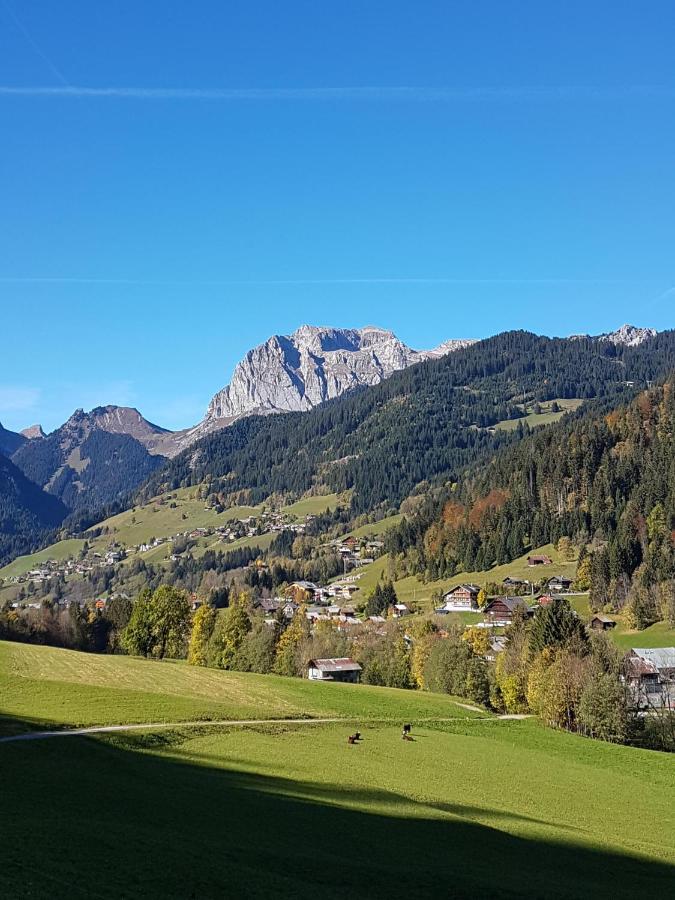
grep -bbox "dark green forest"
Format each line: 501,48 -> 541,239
0,455 -> 66,565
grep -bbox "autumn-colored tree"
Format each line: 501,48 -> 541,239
187,604 -> 216,667
274,605 -> 310,677
211,594 -> 252,669
462,625 -> 490,657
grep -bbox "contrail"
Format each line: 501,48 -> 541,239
1,1 -> 70,86
0,85 -> 674,101
0,276 -> 629,287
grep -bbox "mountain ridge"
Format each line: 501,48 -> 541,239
186,325 -> 476,447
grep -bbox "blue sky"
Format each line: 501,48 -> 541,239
1,1 -> 674,432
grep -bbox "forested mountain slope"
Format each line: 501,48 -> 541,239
144,329 -> 675,515
0,423 -> 26,457
0,455 -> 67,566
12,407 -> 166,515
385,380 -> 675,605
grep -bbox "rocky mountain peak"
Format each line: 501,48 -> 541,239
21,424 -> 46,440
599,324 -> 657,347
192,325 -> 475,444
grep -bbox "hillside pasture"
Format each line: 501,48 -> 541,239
494,398 -> 584,432
0,642 -> 673,898
353,543 -> 578,607
0,641 -> 482,736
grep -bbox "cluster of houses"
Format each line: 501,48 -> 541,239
434,577 -> 575,626
7,548 -> 129,586
252,576 -> 402,630
325,535 -> 385,571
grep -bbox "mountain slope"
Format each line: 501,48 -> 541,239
11,407 -> 168,514
385,378 -> 675,597
144,329 -> 675,516
0,454 -> 67,566
0,423 -> 26,457
184,325 -> 475,445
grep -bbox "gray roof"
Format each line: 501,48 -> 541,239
630,648 -> 675,670
486,596 -> 530,613
308,657 -> 362,673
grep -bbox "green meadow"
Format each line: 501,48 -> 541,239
0,640 -> 673,898
494,398 -> 585,432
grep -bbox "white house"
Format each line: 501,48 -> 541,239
439,584 -> 481,611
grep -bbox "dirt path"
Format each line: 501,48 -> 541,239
0,706 -> 531,744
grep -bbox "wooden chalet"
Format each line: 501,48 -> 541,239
440,584 -> 481,611
483,596 -> 532,626
527,554 -> 553,567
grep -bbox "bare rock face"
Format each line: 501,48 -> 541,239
20,424 -> 46,440
598,324 -> 657,347
193,326 -> 476,441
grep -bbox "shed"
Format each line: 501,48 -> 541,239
307,658 -> 362,683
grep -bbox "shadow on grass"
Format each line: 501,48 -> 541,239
0,713 -> 673,899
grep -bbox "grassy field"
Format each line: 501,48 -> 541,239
343,513 -> 404,540
495,398 -> 584,432
0,641 -> 482,735
93,490 -> 264,549
353,543 -> 578,606
604,619 -> 675,649
282,492 -> 348,517
0,641 -> 673,898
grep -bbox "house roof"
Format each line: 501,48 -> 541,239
591,614 -> 615,624
485,596 -> 530,614
308,657 -> 362,673
629,648 -> 675,670
446,583 -> 480,594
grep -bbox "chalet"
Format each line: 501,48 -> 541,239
503,577 -> 526,587
589,614 -> 616,631
535,594 -> 554,606
527,555 -> 552,567
392,603 -> 411,618
257,598 -> 282,614
288,581 -> 318,600
483,596 -> 532,626
307,658 -> 362,683
282,601 -> 298,619
342,536 -> 358,550
548,576 -> 573,592
623,648 -> 675,707
440,584 -> 481,611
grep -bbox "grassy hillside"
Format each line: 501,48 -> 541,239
494,397 -> 584,431
0,538 -> 86,578
353,542 -> 578,606
0,641 -> 673,898
0,488 -> 348,579
94,488 -> 264,547
0,641 -> 481,735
